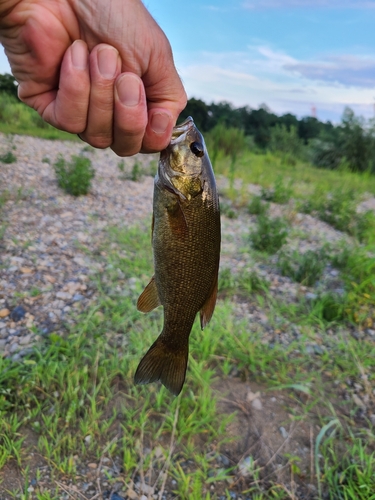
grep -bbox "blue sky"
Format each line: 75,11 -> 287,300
1,0 -> 375,123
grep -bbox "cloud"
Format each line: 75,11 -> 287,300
242,0 -> 375,9
176,45 -> 375,120
284,55 -> 375,87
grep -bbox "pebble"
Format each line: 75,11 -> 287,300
19,334 -> 32,345
0,322 -> 6,330
0,340 -> 7,350
87,463 -> 97,469
279,426 -> 289,439
251,398 -> 263,410
10,306 -> 27,322
0,309 -> 10,318
238,456 -> 253,477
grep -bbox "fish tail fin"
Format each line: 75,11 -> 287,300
134,338 -> 188,396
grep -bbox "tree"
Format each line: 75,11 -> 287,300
0,73 -> 19,99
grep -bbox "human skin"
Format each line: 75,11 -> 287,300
0,0 -> 187,155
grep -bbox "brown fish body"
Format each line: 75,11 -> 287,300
134,117 -> 221,395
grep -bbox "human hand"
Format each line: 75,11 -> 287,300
0,0 -> 187,155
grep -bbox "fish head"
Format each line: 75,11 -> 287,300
159,117 -> 207,200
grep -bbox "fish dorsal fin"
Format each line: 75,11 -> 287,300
167,200 -> 188,238
137,276 -> 161,312
200,272 -> 218,329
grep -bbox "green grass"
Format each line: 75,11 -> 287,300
1,227 -> 374,498
0,92 -> 79,141
215,150 -> 375,198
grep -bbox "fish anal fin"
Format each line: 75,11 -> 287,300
137,276 -> 161,313
167,200 -> 188,238
134,338 -> 188,396
200,273 -> 218,329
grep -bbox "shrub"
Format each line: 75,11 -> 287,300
261,175 -> 293,204
269,124 -> 303,158
278,249 -> 326,286
0,151 -> 17,164
221,201 -> 238,219
53,154 -> 95,196
248,195 -> 269,215
249,214 -> 288,254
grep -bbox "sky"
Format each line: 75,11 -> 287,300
1,0 -> 375,123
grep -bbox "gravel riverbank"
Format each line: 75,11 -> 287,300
1,133 -> 375,361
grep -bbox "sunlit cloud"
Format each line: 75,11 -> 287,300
176,45 -> 375,121
285,55 -> 375,87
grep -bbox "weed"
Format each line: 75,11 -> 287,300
278,249 -> 327,286
237,269 -> 269,294
221,201 -> 238,219
53,154 -> 95,196
249,213 -> 289,254
248,195 -> 269,215
261,175 -> 293,204
0,151 -> 17,163
130,161 -> 142,182
41,156 -> 50,164
117,159 -> 125,172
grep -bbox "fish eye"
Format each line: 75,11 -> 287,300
190,141 -> 204,157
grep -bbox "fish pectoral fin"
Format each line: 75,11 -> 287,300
200,273 -> 218,329
134,338 -> 188,396
137,276 -> 161,313
167,200 -> 188,238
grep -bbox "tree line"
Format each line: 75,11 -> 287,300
179,98 -> 375,174
1,72 -> 374,173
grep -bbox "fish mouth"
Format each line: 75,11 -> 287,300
170,116 -> 195,145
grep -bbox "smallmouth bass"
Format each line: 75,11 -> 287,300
134,117 -> 221,395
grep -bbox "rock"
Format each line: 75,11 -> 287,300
251,398 -> 263,411
238,456 -> 253,477
305,292 -> 317,301
366,329 -> 375,337
9,343 -> 19,354
87,463 -> 97,469
44,274 -> 56,284
279,426 -> 289,439
0,340 -> 7,350
125,489 -> 138,500
0,309 -> 10,318
20,267 -> 33,274
353,394 -> 366,408
11,306 -> 27,322
73,293 -> 84,302
136,482 -> 154,495
0,322 -> 6,330
56,291 -> 71,300
19,334 -> 32,345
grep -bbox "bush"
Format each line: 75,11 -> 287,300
248,195 -> 269,215
269,124 -> 303,158
0,151 -> 17,164
261,175 -> 293,204
53,154 -> 95,196
249,214 -> 288,254
278,249 -> 326,286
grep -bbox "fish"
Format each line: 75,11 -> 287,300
134,116 -> 221,396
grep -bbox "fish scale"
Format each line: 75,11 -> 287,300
134,117 -> 221,395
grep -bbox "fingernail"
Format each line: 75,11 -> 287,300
117,74 -> 141,107
71,40 -> 88,70
98,47 -> 118,78
151,112 -> 170,134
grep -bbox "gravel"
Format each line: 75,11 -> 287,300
1,133 -> 375,359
